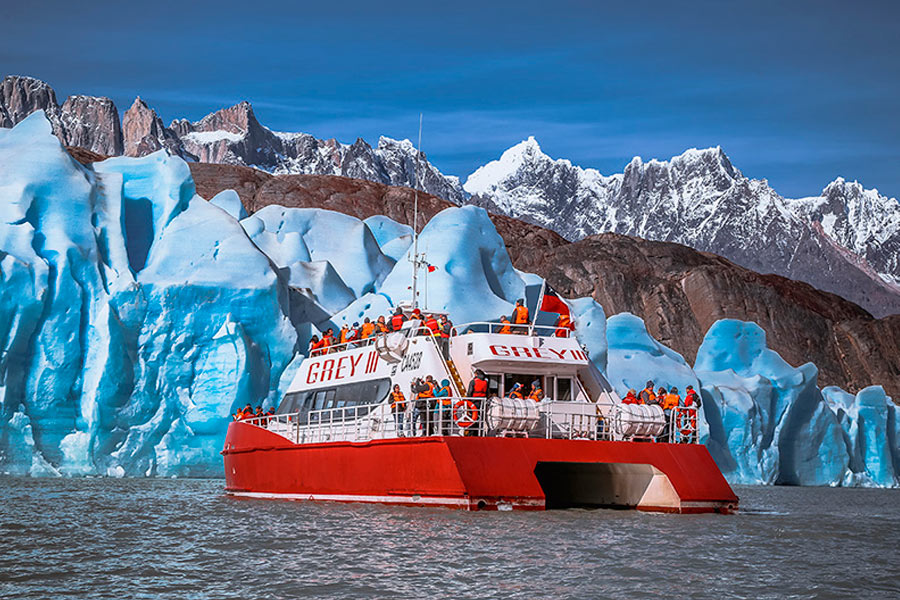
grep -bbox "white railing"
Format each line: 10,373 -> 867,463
238,399 -> 699,445
452,322 -> 567,337
308,325 -> 440,356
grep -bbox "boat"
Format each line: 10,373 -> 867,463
222,315 -> 738,513
223,117 -> 737,513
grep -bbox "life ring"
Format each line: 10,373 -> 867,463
676,408 -> 696,436
453,399 -> 479,428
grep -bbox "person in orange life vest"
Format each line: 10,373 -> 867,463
411,377 -> 434,436
390,384 -> 408,436
239,403 -> 254,420
657,387 -> 668,403
682,385 -> 700,442
507,382 -> 524,400
639,380 -> 655,405
663,388 -> 680,411
437,315 -> 453,358
555,313 -> 574,338
375,315 -> 389,334
511,298 -> 529,333
528,379 -> 544,402
390,307 -> 407,332
339,325 -> 349,345
423,375 -> 440,434
465,370 -> 488,435
345,322 -> 360,347
424,314 -> 440,336
433,378 -> 453,435
498,316 -> 512,334
321,328 -> 335,353
360,317 -> 375,339
683,385 -> 701,408
308,335 -> 325,356
622,389 -> 638,404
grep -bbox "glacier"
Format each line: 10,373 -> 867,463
0,112 -> 898,487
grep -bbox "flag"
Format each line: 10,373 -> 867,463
427,263 -> 437,273
540,283 -> 570,316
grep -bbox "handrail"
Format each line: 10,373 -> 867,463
309,325 -> 439,356
237,399 -> 700,445
451,322 -> 567,337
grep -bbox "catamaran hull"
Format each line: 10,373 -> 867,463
222,422 -> 738,513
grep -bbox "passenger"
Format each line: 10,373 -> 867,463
465,369 -> 489,436
622,389 -> 638,404
390,307 -> 407,331
438,315 -> 453,358
361,317 -> 375,339
376,315 -> 389,334
339,325 -> 349,345
434,378 -> 453,435
528,379 -> 544,402
240,403 -> 254,420
507,382 -> 524,400
321,329 -> 334,353
657,387 -> 668,404
684,385 -> 701,408
554,314 -> 574,338
265,407 -> 276,416
424,314 -> 440,336
390,384 -> 408,437
308,335 -> 325,356
511,299 -> 529,333
663,388 -> 680,411
346,322 -> 360,347
498,316 -> 512,335
412,377 -> 434,436
638,380 -> 656,405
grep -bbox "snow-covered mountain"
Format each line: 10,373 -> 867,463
0,75 -> 465,204
464,138 -> 900,317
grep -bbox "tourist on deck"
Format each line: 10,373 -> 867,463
437,315 -> 453,358
412,378 -> 434,436
660,387 -> 680,442
390,307 -> 407,332
639,381 -> 656,405
684,385 -> 701,408
239,403 -> 254,420
554,314 -> 574,338
528,379 -> 544,402
308,335 -> 324,356
682,385 -> 700,443
390,384 -> 408,437
622,389 -> 638,404
424,314 -> 440,337
321,329 -> 335,353
361,318 -> 375,339
511,299 -> 529,334
346,323 -> 360,347
376,315 -> 389,334
434,379 -> 453,435
498,316 -> 512,335
657,386 -> 668,404
507,382 -> 524,400
339,325 -> 349,345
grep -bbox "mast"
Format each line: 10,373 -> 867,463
409,113 -> 424,309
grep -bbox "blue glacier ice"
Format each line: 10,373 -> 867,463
0,112 -> 297,477
0,112 -> 898,486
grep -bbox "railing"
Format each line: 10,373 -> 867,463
238,399 -> 699,445
452,322 -> 566,337
308,325 -> 439,356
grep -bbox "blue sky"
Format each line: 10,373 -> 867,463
3,0 -> 898,198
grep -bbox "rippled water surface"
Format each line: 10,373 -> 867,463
1,477 -> 898,599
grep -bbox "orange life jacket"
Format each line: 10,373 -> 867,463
499,320 -> 511,334
528,387 -> 543,402
509,390 -> 523,399
376,322 -> 388,333
425,317 -> 440,335
555,315 -> 572,337
513,305 -> 529,324
418,382 -> 435,399
391,391 -> 407,409
439,321 -> 451,338
310,339 -> 325,355
391,314 -> 405,330
623,392 -> 637,404
663,394 -> 680,410
471,378 -> 488,398
437,386 -> 452,405
339,328 -> 349,344
361,322 -> 375,338
684,391 -> 698,407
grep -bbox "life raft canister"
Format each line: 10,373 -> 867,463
453,399 -> 479,428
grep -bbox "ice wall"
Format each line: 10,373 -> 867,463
0,113 -> 297,477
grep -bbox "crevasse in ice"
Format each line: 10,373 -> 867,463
0,112 -> 897,486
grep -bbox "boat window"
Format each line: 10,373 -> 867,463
503,373 -> 545,397
279,378 -> 392,423
557,377 -> 572,402
277,391 -> 307,414
486,374 -> 501,397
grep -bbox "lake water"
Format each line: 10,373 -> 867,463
0,477 -> 897,599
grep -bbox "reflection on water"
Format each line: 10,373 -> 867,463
0,477 -> 898,599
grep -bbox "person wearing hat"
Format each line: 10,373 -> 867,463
511,299 -> 529,334
622,389 -> 638,404
507,382 -> 524,400
639,380 -> 656,405
434,378 -> 453,435
528,379 -> 544,402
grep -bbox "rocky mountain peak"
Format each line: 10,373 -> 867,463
0,74 -> 63,133
59,95 -> 123,155
193,100 -> 261,136
122,96 -> 187,158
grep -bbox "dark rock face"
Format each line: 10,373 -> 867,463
122,97 -> 189,159
183,161 -> 900,400
0,75 -> 63,135
59,95 -> 123,155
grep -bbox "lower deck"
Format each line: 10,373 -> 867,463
223,423 -> 738,513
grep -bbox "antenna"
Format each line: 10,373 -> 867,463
409,113 -> 424,310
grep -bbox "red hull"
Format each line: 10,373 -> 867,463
223,422 -> 738,513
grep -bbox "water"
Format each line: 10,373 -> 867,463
1,477 -> 897,599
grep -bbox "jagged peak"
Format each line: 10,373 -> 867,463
193,100 -> 260,136
1,74 -> 55,89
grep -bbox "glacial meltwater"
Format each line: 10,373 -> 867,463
1,477 -> 897,599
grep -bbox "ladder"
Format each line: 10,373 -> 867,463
426,335 -> 466,396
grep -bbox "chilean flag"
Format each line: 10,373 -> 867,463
540,283 -> 570,316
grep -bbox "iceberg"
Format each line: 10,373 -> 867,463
0,112 -> 897,486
